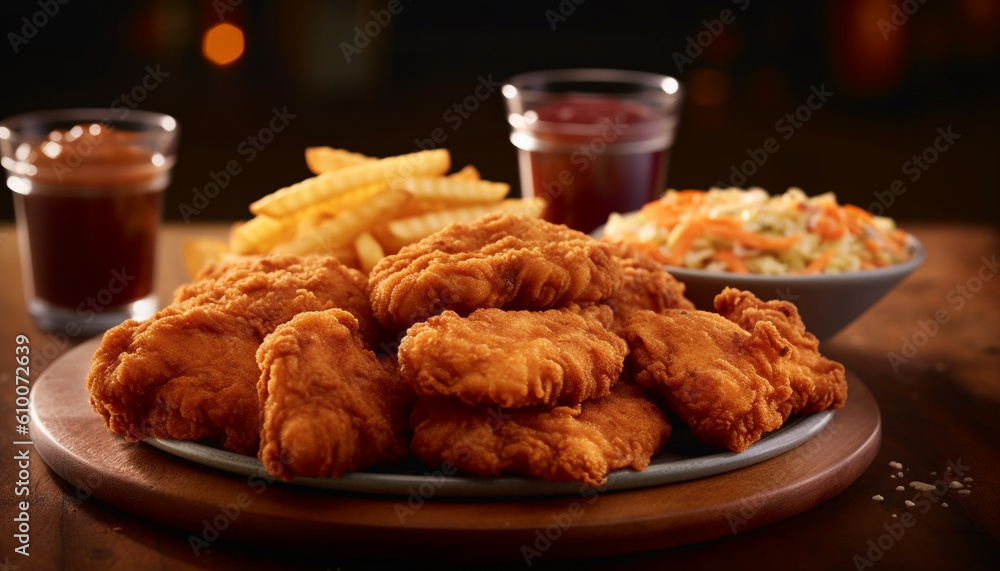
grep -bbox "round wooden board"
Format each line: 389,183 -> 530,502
31,336 -> 881,561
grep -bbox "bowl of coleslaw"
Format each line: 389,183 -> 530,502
600,187 -> 925,341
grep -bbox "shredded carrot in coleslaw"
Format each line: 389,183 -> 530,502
604,187 -> 913,275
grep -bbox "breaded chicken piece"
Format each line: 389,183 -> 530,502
398,306 -> 627,408
625,309 -> 795,452
87,255 -> 374,454
256,309 -> 413,480
175,255 -> 378,345
602,240 -> 695,335
713,287 -> 847,416
88,308 -> 265,453
369,213 -> 624,329
409,384 -> 670,486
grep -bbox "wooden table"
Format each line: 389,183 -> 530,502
1,223 -> 997,570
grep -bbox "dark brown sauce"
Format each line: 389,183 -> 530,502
10,124 -> 167,310
15,189 -> 161,309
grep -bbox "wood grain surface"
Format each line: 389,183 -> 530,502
1,223 -> 998,570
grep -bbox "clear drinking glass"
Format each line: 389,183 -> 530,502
1,108 -> 179,335
503,69 -> 683,233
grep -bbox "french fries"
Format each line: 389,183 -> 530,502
230,215 -> 295,255
447,165 -> 481,181
271,189 -> 411,256
250,149 -> 450,217
185,147 -> 547,278
354,231 -> 385,274
389,177 -> 510,205
304,147 -> 375,175
232,183 -> 386,255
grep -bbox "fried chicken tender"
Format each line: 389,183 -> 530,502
176,255 -> 378,345
602,240 -> 695,334
87,255 -> 374,454
713,287 -> 847,416
409,384 -> 671,486
398,306 -> 627,408
369,213 -> 624,329
257,309 -> 413,480
625,309 -> 796,452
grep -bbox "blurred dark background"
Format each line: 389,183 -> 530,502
1,0 -> 998,226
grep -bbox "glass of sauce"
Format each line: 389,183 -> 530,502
503,69 -> 682,233
1,109 -> 178,335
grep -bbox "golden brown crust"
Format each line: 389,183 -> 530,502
625,309 -> 795,452
256,309 -> 412,480
398,306 -> 627,408
409,384 -> 671,486
86,255 -> 377,455
175,254 -> 378,345
369,213 -> 624,329
713,287 -> 847,416
601,240 -> 695,335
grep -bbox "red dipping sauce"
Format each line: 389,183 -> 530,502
505,70 -> 682,233
514,97 -> 670,233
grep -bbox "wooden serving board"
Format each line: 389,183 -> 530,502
31,336 -> 880,561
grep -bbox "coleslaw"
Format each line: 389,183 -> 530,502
603,187 -> 912,275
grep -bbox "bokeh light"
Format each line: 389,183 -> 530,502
202,23 -> 245,66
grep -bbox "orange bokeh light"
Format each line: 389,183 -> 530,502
202,23 -> 244,66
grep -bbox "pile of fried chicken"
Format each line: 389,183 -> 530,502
87,213 -> 846,486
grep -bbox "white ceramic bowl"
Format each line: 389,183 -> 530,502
597,228 -> 926,343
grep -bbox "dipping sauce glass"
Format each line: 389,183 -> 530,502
503,69 -> 682,233
1,109 -> 178,335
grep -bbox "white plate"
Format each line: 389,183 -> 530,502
144,409 -> 833,497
